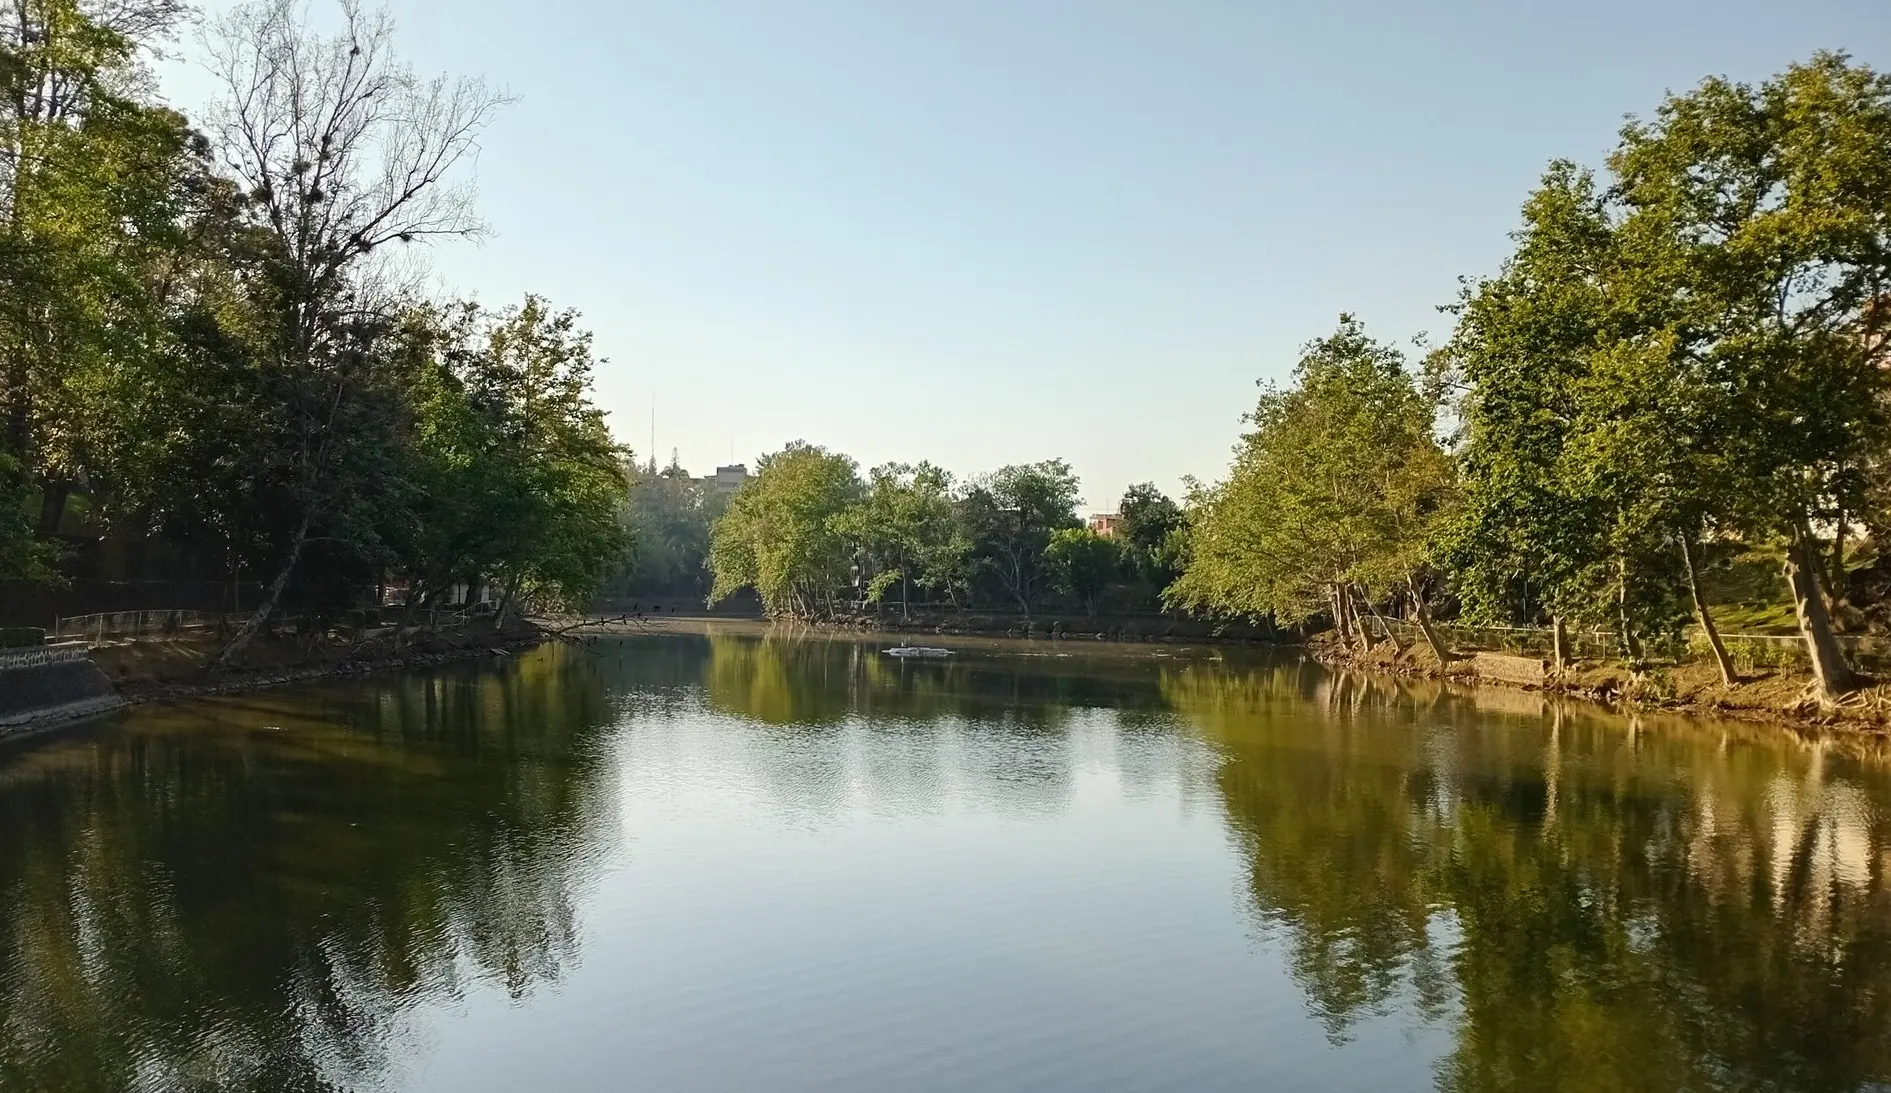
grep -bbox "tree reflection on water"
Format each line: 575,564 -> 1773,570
0,646 -> 619,1092
1162,660 -> 1891,1091
1,632 -> 1889,1091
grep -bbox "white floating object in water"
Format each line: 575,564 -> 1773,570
884,646 -> 952,658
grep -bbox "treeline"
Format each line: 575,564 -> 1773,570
1176,52 -> 1891,698
603,458 -> 731,606
689,445 -> 1186,619
1,2 -> 630,662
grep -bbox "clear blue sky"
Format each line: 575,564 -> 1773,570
159,1 -> 1891,512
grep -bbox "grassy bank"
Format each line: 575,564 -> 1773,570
1309,632 -> 1891,735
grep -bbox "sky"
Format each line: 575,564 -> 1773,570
156,0 -> 1891,514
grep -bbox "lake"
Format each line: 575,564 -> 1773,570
1,626 -> 1889,1092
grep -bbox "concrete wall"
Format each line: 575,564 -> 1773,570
0,645 -> 126,729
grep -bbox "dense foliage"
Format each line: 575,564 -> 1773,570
604,456 -> 728,604
701,446 -> 1184,620
16,7 -> 1885,702
0,1 -> 631,660
1179,52 -> 1891,696
1169,316 -> 1454,656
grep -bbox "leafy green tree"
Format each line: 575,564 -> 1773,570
0,451 -> 50,580
474,298 -> 631,612
1605,52 -> 1891,694
0,0 -> 194,537
839,461 -> 962,619
612,455 -> 719,602
200,0 -> 506,668
1432,164 -> 1614,653
398,297 -> 630,620
1115,482 -> 1185,594
1171,316 -> 1454,658
962,459 -> 1081,615
708,442 -> 862,617
1117,483 -> 1180,555
1043,527 -> 1119,617
1563,333 -> 1733,674
1432,164 -> 1725,672
0,1 -> 631,640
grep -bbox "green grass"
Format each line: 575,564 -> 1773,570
1711,602 -> 1799,634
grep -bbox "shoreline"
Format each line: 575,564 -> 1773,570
695,610 -> 1284,645
572,614 -> 1891,738
1,625 -> 552,742
564,612 -> 1294,650
1306,632 -> 1891,738
23,613 -> 1886,744
112,629 -> 551,705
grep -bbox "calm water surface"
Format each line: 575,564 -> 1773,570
3,628 -> 1890,1092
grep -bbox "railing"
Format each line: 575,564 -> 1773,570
51,610 -> 249,641
1370,618 -> 1891,670
52,606 -> 495,643
0,627 -> 45,649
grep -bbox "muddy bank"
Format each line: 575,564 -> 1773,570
1309,631 -> 1891,736
86,622 -> 549,707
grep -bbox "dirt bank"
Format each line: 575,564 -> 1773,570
1309,631 -> 1891,736
89,622 -> 550,706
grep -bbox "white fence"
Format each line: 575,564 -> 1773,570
1373,618 -> 1891,668
51,610 -> 246,641
51,607 -> 491,644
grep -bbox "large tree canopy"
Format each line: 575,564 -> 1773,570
708,443 -> 863,618
1169,316 -> 1452,648
0,2 -> 632,657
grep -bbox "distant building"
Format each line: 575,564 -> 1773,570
702,464 -> 750,495
1087,513 -> 1122,538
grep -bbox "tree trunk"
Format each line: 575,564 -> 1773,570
1551,615 -> 1570,674
210,515 -> 310,673
1783,521 -> 1860,698
1832,507 -> 1848,598
1616,558 -> 1645,668
35,477 -> 68,536
395,579 -> 423,650
493,575 -> 520,631
1408,579 -> 1457,663
1679,531 -> 1736,686
1337,585 -> 1358,646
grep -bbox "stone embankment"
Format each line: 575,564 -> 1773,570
1,622 -> 550,739
0,642 -> 127,734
